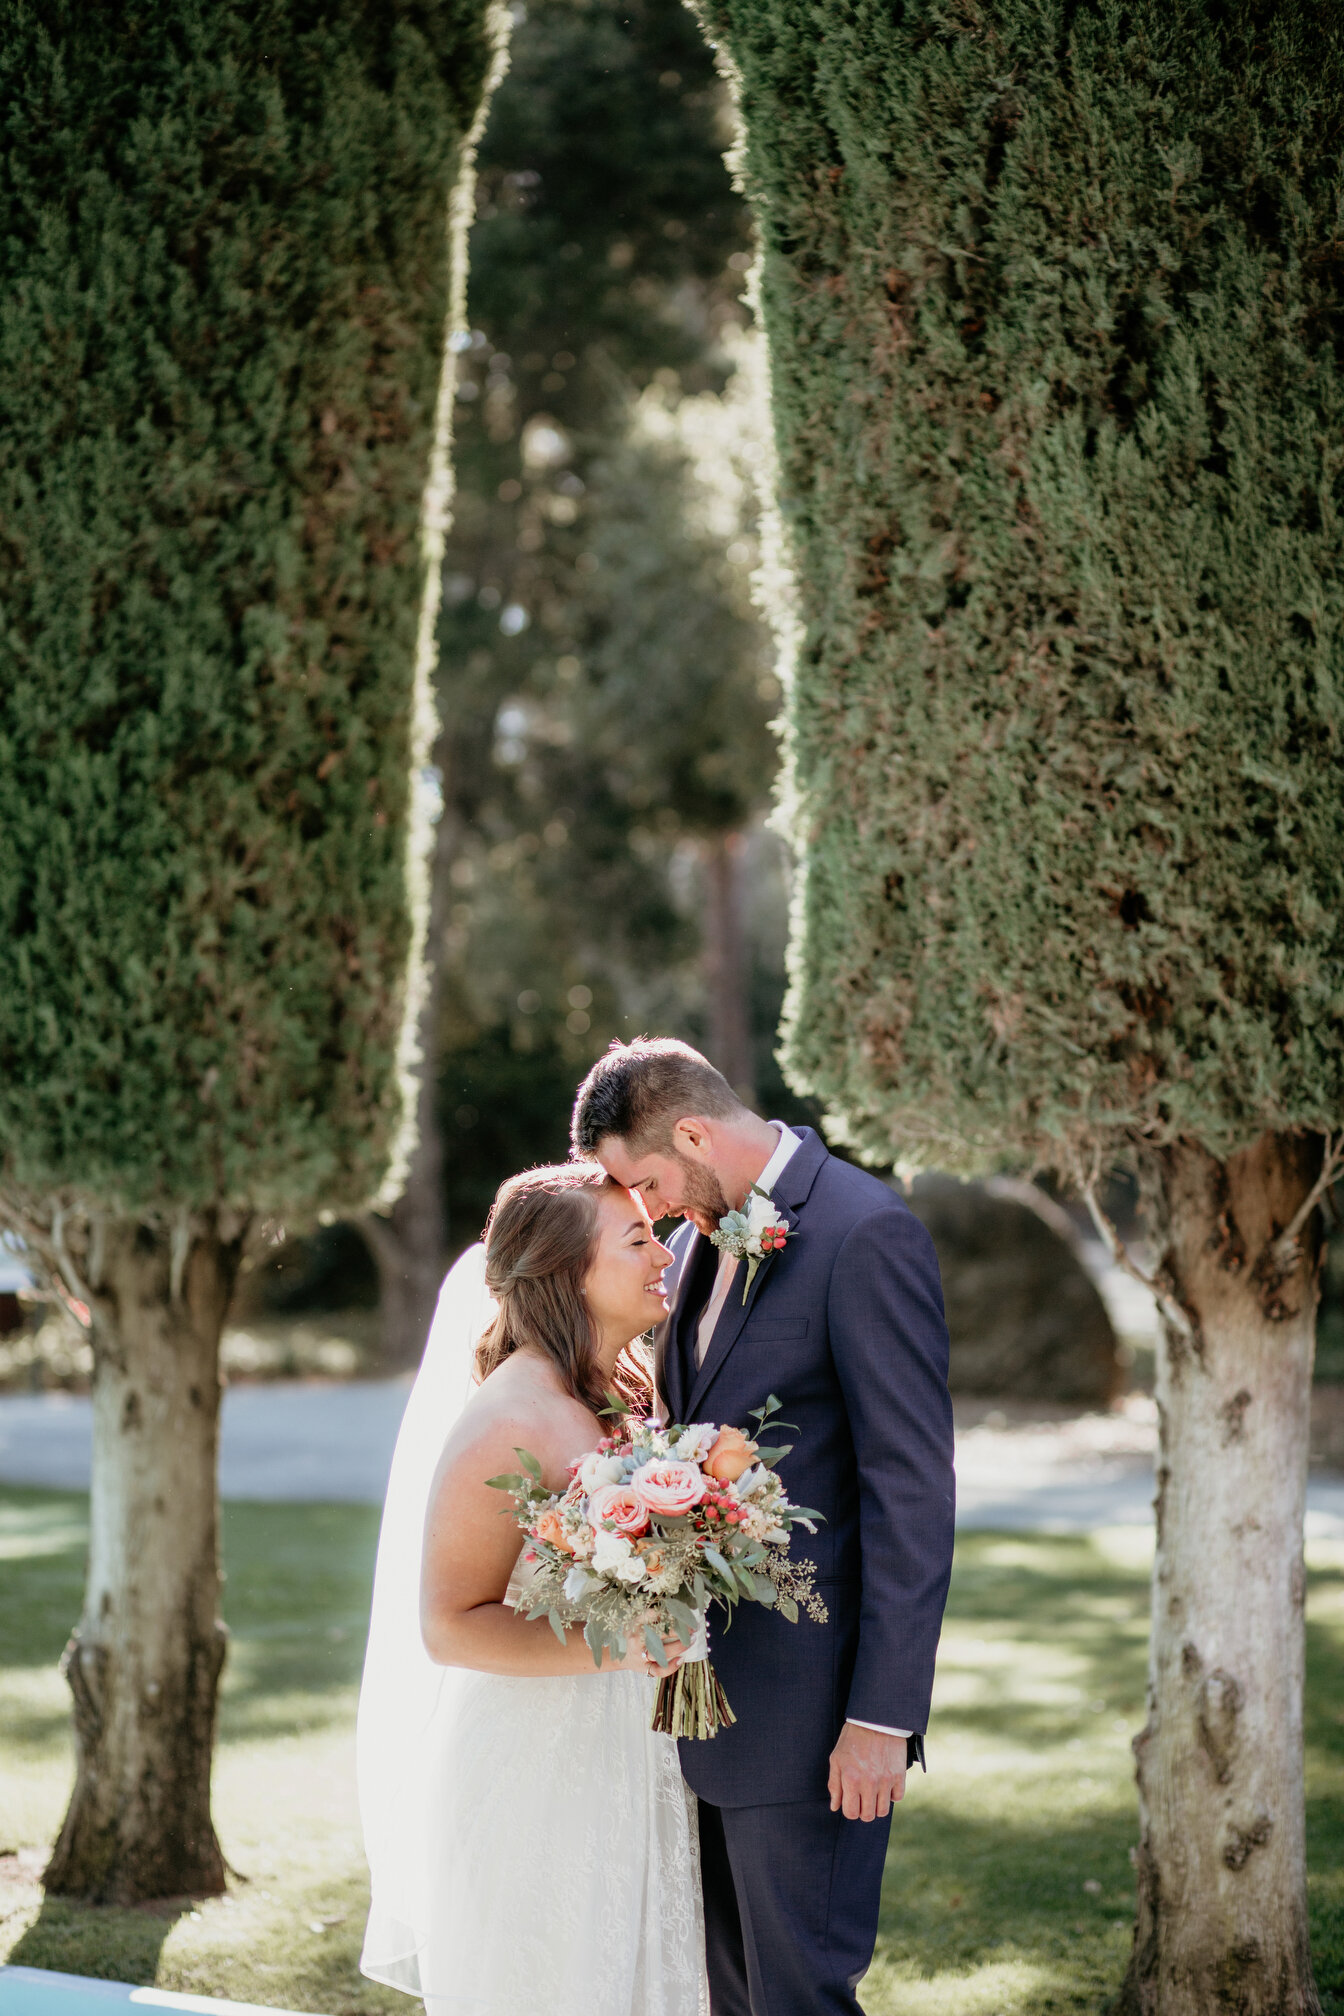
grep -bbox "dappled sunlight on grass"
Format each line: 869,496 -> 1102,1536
2,1499 -> 1341,2013
864,1530 -> 1344,2015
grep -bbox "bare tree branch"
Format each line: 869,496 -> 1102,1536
1081,1180 -> 1196,1347
1266,1131 -> 1343,1276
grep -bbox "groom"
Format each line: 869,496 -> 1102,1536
572,1038 -> 955,2016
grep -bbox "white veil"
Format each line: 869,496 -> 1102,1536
357,1242 -> 496,1995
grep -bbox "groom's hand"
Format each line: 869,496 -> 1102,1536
828,1724 -> 907,1822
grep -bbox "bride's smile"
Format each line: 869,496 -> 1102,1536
582,1188 -> 675,1370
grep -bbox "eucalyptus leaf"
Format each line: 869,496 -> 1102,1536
664,1598 -> 699,1643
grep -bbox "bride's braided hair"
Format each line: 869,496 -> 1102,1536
475,1162 -> 654,1415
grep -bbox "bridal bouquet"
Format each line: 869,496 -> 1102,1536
488,1397 -> 826,1739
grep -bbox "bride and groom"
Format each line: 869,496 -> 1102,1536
357,1037 -> 956,2016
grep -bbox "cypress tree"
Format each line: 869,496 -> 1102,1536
0,0 -> 500,1901
698,1 -> 1344,2009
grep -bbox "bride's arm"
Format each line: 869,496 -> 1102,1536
420,1415 -> 644,1676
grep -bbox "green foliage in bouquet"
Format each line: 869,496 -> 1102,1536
698,0 -> 1344,1173
0,0 -> 502,1216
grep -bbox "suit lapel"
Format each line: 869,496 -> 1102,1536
683,1125 -> 829,1421
654,1225 -> 714,1423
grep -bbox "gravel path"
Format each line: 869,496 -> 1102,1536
3,1380 -> 1343,1536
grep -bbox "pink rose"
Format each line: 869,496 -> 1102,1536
633,1459 -> 706,1520
587,1482 -> 650,1537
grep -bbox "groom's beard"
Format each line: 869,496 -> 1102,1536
670,1154 -> 732,1237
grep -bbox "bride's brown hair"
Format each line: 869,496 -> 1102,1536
475,1162 -> 654,1415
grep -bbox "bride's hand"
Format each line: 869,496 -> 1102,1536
621,1629 -> 686,1679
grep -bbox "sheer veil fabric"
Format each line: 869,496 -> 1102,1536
356,1244 -> 708,2016
357,1243 -> 495,1993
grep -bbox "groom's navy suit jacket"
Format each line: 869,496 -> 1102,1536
654,1127 -> 955,1808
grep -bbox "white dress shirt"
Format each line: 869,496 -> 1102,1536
695,1122 -> 803,1366
689,1122 -> 911,1747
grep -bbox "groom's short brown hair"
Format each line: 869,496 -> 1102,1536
571,1038 -> 745,1157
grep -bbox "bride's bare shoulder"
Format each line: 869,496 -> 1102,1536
439,1350 -> 596,1488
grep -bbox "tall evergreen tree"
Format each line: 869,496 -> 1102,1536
0,0 -> 501,1901
700,1 -> 1344,2009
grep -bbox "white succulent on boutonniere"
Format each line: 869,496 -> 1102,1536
710,1184 -> 791,1302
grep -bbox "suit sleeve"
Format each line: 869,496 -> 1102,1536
827,1204 -> 955,1733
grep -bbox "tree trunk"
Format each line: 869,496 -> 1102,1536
360,743 -> 453,1370
702,830 -> 755,1107
44,1211 -> 246,1904
360,1143 -> 445,1372
1120,1132 -> 1324,2016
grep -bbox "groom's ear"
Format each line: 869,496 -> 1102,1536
671,1115 -> 713,1160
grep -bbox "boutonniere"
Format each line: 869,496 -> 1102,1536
710,1184 -> 791,1302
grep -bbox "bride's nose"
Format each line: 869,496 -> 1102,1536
651,1237 -> 674,1269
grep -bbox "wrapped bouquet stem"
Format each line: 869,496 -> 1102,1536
650,1613 -> 736,1738
489,1396 -> 827,1739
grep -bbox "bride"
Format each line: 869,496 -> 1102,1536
357,1161 -> 709,2016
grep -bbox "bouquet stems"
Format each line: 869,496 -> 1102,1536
651,1657 -> 737,1740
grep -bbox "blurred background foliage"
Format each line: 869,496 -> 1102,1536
418,0 -> 813,1263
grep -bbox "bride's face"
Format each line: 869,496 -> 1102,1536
583,1186 -> 674,1351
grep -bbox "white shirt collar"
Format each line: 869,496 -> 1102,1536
755,1121 -> 803,1199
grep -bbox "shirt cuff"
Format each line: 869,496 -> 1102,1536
846,1718 -> 913,1739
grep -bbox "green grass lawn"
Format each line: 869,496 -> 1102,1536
2,1491 -> 1341,2015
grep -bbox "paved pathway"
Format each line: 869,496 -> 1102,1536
3,1380 -> 1343,1536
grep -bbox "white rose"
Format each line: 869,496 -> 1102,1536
578,1452 -> 625,1494
591,1527 -> 634,1575
744,1192 -> 785,1243
614,1554 -> 647,1584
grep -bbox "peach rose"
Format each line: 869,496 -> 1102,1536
587,1482 -> 650,1537
533,1508 -> 575,1554
703,1426 -> 758,1484
633,1458 -> 706,1519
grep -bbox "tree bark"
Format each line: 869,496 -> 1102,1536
360,1140 -> 445,1372
702,830 -> 755,1107
43,1211 -> 246,1904
1120,1132 -> 1324,2016
360,746 -> 453,1370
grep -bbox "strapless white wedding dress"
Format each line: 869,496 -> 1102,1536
357,1246 -> 708,2016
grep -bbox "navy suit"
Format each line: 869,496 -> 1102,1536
654,1127 -> 955,2015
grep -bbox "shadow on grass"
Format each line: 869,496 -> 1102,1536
7,1892 -> 184,1984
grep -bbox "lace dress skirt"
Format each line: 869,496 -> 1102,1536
365,1663 -> 707,2016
